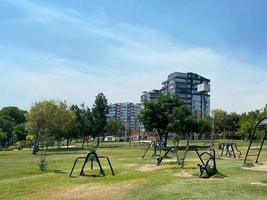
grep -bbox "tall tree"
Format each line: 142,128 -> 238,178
92,93 -> 109,146
26,100 -> 75,154
139,94 -> 182,146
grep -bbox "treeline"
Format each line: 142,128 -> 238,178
212,106 -> 267,140
0,93 -> 125,154
0,92 -> 266,153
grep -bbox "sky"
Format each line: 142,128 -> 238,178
0,0 -> 267,113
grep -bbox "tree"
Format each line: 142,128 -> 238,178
139,94 -> 182,146
225,112 -> 240,137
198,117 -> 212,139
0,106 -> 26,124
0,115 -> 15,147
0,106 -> 26,147
52,102 -> 76,148
170,105 -> 199,167
106,118 -> 125,140
0,128 -> 7,147
12,123 -> 27,142
211,109 -> 227,139
92,93 -> 109,146
26,100 -> 75,154
238,109 -> 267,140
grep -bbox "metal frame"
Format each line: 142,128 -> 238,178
141,141 -> 165,159
244,116 -> 267,164
220,143 -> 242,158
69,152 -> 115,177
196,148 -> 217,178
141,140 -> 175,165
156,146 -> 175,165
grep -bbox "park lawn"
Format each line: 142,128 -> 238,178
0,141 -> 267,200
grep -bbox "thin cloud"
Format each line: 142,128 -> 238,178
0,0 -> 266,113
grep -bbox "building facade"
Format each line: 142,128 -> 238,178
161,72 -> 210,117
107,102 -> 141,131
140,89 -> 161,104
140,72 -> 210,118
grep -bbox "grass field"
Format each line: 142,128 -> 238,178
1,141 -> 267,200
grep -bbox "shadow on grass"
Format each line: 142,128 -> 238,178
69,174 -> 105,178
52,170 -> 68,174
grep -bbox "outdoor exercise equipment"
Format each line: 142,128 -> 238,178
244,116 -> 267,164
155,146 -> 176,165
141,140 -> 175,165
69,151 -> 115,177
141,141 -> 165,159
196,148 -> 217,178
220,143 -> 242,158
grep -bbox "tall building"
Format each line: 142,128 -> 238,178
107,102 -> 141,131
140,89 -> 161,104
140,72 -> 210,117
161,72 -> 210,117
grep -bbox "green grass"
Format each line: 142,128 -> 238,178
1,141 -> 267,200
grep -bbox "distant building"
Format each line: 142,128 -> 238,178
141,89 -> 161,104
107,102 -> 141,131
140,72 -> 210,117
161,72 -> 210,117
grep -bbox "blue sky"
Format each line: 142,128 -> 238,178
0,0 -> 267,113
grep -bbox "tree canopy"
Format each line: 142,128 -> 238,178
139,94 -> 182,146
92,93 -> 109,146
26,100 -> 75,154
106,118 -> 125,139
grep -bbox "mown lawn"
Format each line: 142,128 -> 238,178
0,141 -> 267,200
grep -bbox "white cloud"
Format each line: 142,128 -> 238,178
1,0 -> 266,113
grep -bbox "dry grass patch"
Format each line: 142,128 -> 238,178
251,182 -> 267,186
135,164 -> 160,172
24,181 -> 140,200
174,170 -> 193,178
242,164 -> 267,172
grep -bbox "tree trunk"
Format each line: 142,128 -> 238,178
97,136 -> 100,147
164,131 -> 169,147
175,139 -> 181,166
181,133 -> 191,168
86,137 -> 89,149
82,135 -> 86,149
67,138 -> 70,149
57,140 -> 61,149
32,131 -> 40,154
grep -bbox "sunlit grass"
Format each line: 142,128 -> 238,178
0,140 -> 267,200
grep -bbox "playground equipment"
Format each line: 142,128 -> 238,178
69,151 -> 115,177
196,148 -> 217,178
244,116 -> 267,164
141,141 -> 164,159
220,143 -> 242,158
141,141 -> 175,165
141,140 -> 213,166
155,146 -> 176,165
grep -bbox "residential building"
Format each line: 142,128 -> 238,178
107,102 -> 142,131
140,89 -> 161,104
140,72 -> 210,118
161,72 -> 210,117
